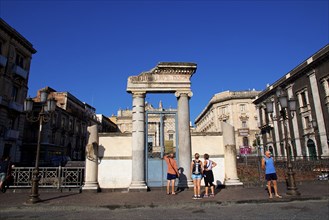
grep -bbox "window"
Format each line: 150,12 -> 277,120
243,137 -> 249,146
69,119 -> 73,130
219,107 -> 226,115
240,104 -> 246,112
301,91 -> 307,106
11,86 -> 18,101
61,117 -> 66,128
304,116 -> 311,128
15,53 -> 24,68
0,41 -> 3,55
52,113 -> 58,126
169,134 -> 174,140
242,121 -> 247,128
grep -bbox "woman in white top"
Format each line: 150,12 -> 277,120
203,153 -> 217,197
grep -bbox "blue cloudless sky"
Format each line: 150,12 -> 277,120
1,0 -> 328,124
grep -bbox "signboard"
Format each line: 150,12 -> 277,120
238,128 -> 249,136
240,146 -> 252,155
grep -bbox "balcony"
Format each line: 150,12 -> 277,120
0,54 -> 7,67
12,64 -> 28,79
9,101 -> 23,112
299,104 -> 311,114
4,129 -> 20,140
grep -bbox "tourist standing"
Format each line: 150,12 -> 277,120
203,153 -> 217,198
164,152 -> 179,195
191,153 -> 203,199
261,151 -> 282,198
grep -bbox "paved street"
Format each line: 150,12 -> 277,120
0,181 -> 328,219
0,200 -> 328,220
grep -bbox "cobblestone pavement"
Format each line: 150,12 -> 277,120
0,181 -> 328,210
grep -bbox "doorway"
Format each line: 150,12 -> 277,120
307,139 -> 317,160
145,110 -> 178,187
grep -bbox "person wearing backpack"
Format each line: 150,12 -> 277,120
190,153 -> 203,199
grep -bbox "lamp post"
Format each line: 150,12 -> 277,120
24,90 -> 56,203
265,87 -> 300,196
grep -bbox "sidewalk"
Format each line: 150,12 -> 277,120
0,181 -> 328,210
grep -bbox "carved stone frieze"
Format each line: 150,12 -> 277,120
127,62 -> 197,93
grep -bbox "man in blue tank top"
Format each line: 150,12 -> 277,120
261,151 -> 282,199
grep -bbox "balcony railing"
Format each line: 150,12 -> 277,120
8,101 -> 23,112
4,129 -> 20,140
8,166 -> 85,189
12,64 -> 28,79
0,54 -> 7,67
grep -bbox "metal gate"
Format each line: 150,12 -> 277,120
145,110 -> 178,187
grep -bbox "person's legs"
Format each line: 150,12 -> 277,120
210,184 -> 215,196
166,180 -> 171,194
272,180 -> 281,197
197,178 -> 201,197
192,178 -> 198,199
204,177 -> 209,196
267,180 -> 273,198
193,179 -> 197,195
0,173 -> 5,190
171,179 -> 175,194
204,186 -> 209,196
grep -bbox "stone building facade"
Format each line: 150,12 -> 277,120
114,101 -> 177,154
0,18 -> 36,162
22,87 -> 98,166
253,44 -> 329,158
194,90 -> 261,154
96,114 -> 118,133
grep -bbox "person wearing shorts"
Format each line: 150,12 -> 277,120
203,153 -> 217,198
261,151 -> 282,199
164,152 -> 179,195
191,153 -> 203,199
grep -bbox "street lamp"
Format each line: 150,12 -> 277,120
24,89 -> 56,203
265,87 -> 300,196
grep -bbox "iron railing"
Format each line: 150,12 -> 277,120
9,166 -> 85,189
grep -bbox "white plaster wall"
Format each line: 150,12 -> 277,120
98,133 -> 225,189
99,135 -> 132,157
98,135 -> 132,189
191,133 -> 225,186
98,159 -> 132,188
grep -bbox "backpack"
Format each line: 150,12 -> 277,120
192,160 -> 201,174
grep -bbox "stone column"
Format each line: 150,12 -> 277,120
222,122 -> 243,186
309,72 -> 329,156
129,92 -> 147,191
175,91 -> 193,188
82,124 -> 99,191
